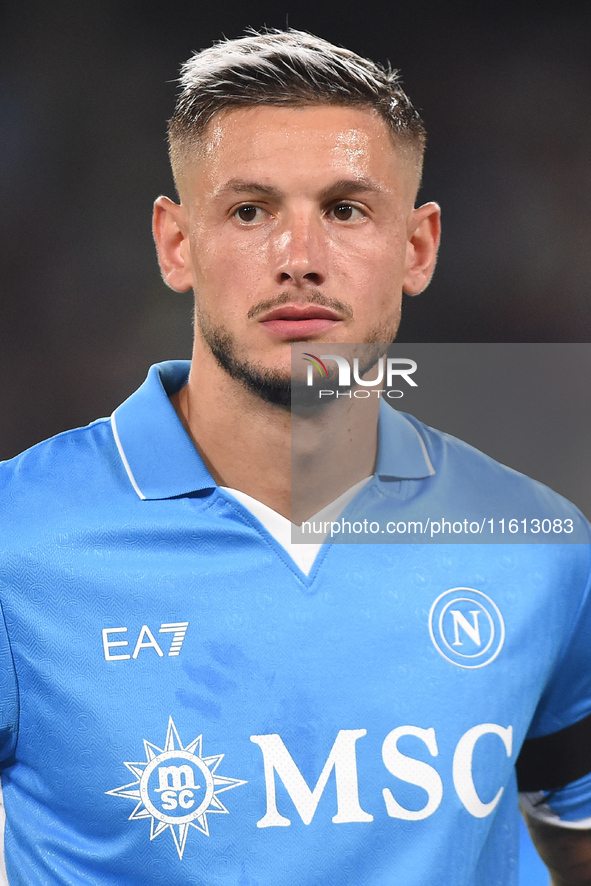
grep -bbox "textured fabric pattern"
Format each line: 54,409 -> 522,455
0,361 -> 590,885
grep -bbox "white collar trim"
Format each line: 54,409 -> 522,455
223,476 -> 373,575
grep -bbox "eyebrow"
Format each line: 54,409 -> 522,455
214,179 -> 283,199
318,178 -> 382,202
214,177 -> 382,202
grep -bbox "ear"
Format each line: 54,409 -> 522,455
152,196 -> 194,292
402,202 -> 441,296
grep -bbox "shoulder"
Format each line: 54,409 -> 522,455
384,410 -> 591,551
0,416 -> 115,480
0,417 -> 126,530
405,409 -> 580,501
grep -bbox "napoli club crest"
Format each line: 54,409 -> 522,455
428,587 -> 505,669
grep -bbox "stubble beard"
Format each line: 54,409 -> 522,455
195,301 -> 402,410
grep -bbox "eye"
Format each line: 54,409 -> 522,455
330,203 -> 365,222
234,205 -> 264,223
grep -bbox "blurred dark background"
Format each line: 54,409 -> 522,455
1,0 -> 590,458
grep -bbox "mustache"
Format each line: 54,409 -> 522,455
247,290 -> 354,321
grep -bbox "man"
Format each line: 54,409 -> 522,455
0,28 -> 590,885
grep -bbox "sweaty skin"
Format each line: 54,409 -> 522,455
153,104 -> 440,519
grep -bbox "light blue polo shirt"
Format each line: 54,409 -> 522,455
0,360 -> 590,885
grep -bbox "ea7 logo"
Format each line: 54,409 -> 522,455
102,622 -> 189,661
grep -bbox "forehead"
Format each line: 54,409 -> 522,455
179,104 -> 418,199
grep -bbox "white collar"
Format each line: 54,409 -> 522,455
223,476 -> 373,575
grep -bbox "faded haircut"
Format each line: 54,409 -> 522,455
168,28 -> 426,187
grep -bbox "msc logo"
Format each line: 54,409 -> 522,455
428,588 -> 505,668
152,757 -> 204,813
109,718 -> 513,855
107,717 -> 246,859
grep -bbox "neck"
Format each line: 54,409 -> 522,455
171,343 -> 379,522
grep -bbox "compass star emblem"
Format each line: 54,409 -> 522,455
106,717 -> 246,859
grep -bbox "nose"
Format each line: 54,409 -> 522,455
273,209 -> 327,287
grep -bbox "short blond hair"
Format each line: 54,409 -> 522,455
168,28 -> 426,186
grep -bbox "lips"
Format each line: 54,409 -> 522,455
259,304 -> 341,322
258,304 -> 342,339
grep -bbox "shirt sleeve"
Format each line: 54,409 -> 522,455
517,541 -> 591,824
0,599 -> 19,765
519,774 -> 591,830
